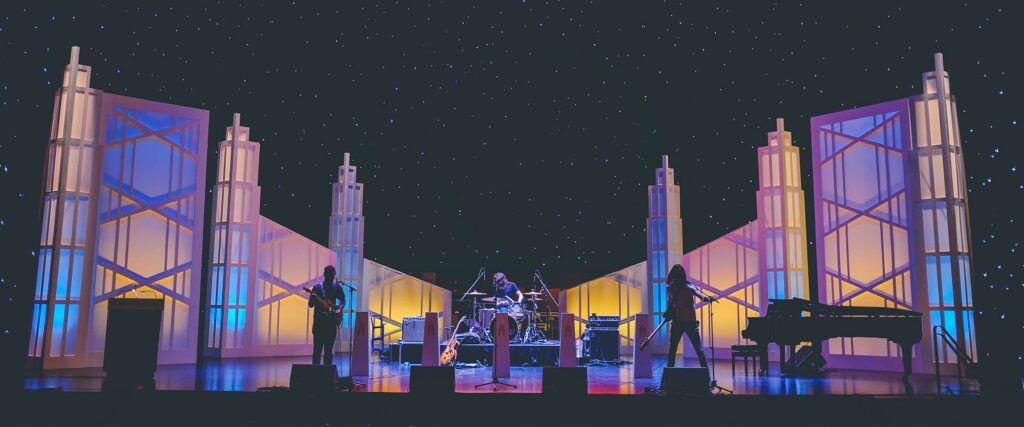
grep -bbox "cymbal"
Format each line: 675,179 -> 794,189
466,291 -> 487,296
480,297 -> 496,302
526,297 -> 542,301
522,291 -> 543,296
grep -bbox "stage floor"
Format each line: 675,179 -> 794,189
24,353 -> 979,396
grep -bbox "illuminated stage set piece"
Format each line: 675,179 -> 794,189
28,47 -> 973,380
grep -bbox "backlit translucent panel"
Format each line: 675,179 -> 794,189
962,310 -> 976,358
218,146 -> 232,183
64,304 -> 79,356
167,299 -> 190,351
787,230 -> 804,268
958,256 -> 972,307
918,152 -> 947,200
683,224 -> 760,349
786,193 -> 800,227
841,144 -> 882,211
210,266 -> 225,305
274,296 -> 313,345
229,229 -> 250,263
35,250 -> 53,300
49,304 -> 65,357
930,309 -> 962,363
950,151 -> 963,199
123,211 -> 172,278
131,138 -> 173,201
62,67 -> 91,88
760,153 -> 770,188
57,91 -> 97,140
215,187 -> 229,222
565,263 -> 645,347
29,304 -> 47,357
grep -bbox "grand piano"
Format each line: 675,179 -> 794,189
741,298 -> 923,378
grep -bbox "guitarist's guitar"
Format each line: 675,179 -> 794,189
639,316 -> 671,351
302,286 -> 343,326
440,316 -> 469,365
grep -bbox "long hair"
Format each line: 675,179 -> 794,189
666,264 -> 687,287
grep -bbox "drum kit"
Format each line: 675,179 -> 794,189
458,290 -> 548,344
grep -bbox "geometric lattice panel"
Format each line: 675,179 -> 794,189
683,222 -> 761,353
90,95 -> 207,365
812,99 -> 915,361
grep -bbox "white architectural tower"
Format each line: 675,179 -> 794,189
205,114 -> 262,357
29,47 -> 100,368
330,153 -> 365,349
755,118 -> 810,309
645,155 -> 684,352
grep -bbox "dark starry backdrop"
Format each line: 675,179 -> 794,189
0,1 -> 1020,386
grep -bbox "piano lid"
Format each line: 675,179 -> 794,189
767,298 -> 921,318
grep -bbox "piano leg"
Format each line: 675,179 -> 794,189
758,343 -> 769,374
900,342 -> 913,379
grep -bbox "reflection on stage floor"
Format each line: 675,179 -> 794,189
25,352 -> 980,396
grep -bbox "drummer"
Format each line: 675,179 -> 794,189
492,272 -> 524,313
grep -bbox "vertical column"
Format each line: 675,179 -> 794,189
909,53 -> 976,365
30,47 -> 100,368
205,114 -> 261,357
330,153 -> 365,351
645,155 -> 683,352
756,118 -> 810,311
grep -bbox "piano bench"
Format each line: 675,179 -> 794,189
730,345 -> 761,376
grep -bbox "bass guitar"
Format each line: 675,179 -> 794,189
302,286 -> 343,326
440,316 -> 469,365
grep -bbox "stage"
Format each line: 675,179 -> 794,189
16,355 -> 1011,426
24,353 -> 979,396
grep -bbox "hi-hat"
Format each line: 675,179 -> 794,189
465,291 -> 487,296
522,291 -> 543,296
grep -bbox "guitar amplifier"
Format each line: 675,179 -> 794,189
584,327 -> 620,362
402,316 -> 425,342
587,315 -> 620,329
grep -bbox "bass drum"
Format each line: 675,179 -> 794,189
489,316 -> 520,344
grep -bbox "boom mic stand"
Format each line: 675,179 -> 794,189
459,268 -> 488,341
459,267 -> 487,302
529,270 -> 559,343
705,296 -> 732,395
533,270 -> 558,311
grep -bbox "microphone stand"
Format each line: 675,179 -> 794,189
533,270 -> 558,310
459,268 -> 487,302
335,279 -> 362,388
530,270 -> 558,343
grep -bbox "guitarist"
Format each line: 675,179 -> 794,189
664,264 -> 714,368
308,265 -> 345,365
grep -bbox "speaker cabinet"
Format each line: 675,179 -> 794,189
409,365 -> 455,394
290,364 -> 338,394
660,367 -> 710,396
542,367 -> 588,395
402,316 -> 426,342
585,328 -> 620,362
